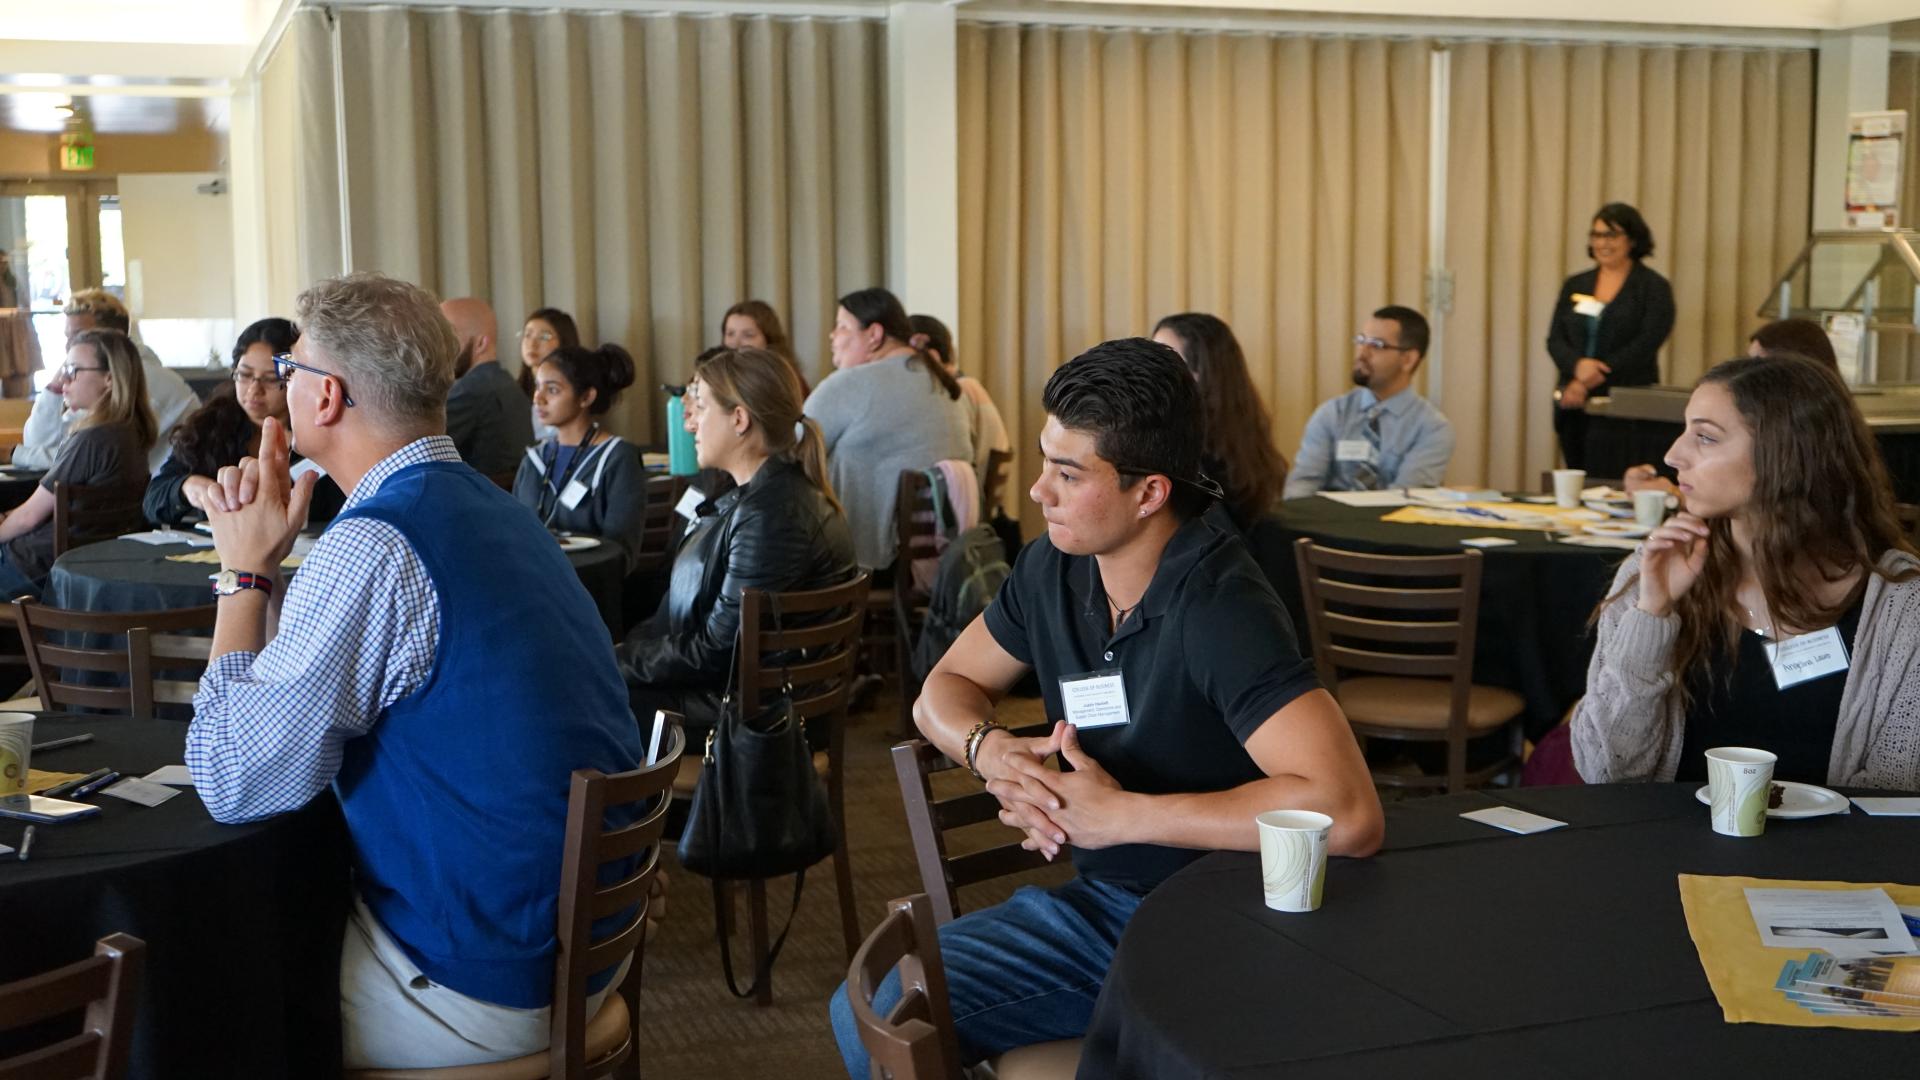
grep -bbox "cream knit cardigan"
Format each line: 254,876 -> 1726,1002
1571,549 -> 1920,791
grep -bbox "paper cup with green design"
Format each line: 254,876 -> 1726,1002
1706,746 -> 1777,837
1257,810 -> 1332,912
0,713 -> 31,796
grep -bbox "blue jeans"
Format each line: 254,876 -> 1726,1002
0,548 -> 41,603
828,875 -> 1143,1077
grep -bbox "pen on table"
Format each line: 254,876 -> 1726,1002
42,767 -> 111,798
71,771 -> 121,798
31,733 -> 94,753
17,825 -> 32,861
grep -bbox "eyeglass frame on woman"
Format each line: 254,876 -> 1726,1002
58,363 -> 109,379
1588,228 -> 1626,241
1352,334 -> 1413,352
272,352 -> 355,407
232,368 -> 285,389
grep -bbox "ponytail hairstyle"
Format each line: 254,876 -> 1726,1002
908,313 -> 958,374
839,287 -> 961,400
538,342 -> 636,417
518,306 -> 582,397
693,346 -> 841,513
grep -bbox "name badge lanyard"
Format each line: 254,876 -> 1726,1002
539,423 -> 600,526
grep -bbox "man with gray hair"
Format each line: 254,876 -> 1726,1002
184,271 -> 642,1068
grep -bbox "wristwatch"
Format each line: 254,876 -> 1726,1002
210,569 -> 274,598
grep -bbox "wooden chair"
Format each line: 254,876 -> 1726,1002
52,481 -> 143,558
12,599 -> 216,718
890,731 -> 1061,926
348,719 -> 685,1080
673,572 -> 870,1006
1293,539 -> 1524,793
0,932 -> 144,1080
631,475 -> 690,576
982,449 -> 1012,516
889,471 -> 945,735
847,894 -> 1080,1080
485,471 -> 516,492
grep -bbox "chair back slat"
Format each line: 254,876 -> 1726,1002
633,475 -> 690,573
13,600 -> 215,719
848,895 -> 965,1080
1322,646 -> 1461,678
1320,612 -> 1464,644
0,933 -> 143,1080
929,790 -> 1004,831
1310,578 -> 1469,612
52,482 -> 144,559
546,721 -> 685,1079
890,740 -> 1055,927
736,574 -> 869,719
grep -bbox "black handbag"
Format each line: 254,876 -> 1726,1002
676,600 -> 839,996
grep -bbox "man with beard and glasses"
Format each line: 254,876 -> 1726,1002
1283,305 -> 1454,498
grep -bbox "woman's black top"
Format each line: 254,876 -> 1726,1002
1676,597 -> 1864,786
1545,261 -> 1675,393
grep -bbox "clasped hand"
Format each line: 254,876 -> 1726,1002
1637,510 -> 1710,616
978,720 -> 1128,859
202,416 -> 317,576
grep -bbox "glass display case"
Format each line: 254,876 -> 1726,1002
1757,229 -> 1920,384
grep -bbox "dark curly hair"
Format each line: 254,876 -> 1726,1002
1589,202 -> 1656,262
169,387 -> 256,479
1042,337 -> 1211,519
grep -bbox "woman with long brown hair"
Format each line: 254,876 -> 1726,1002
1152,312 -> 1287,527
618,346 -> 856,744
1572,353 -> 1920,791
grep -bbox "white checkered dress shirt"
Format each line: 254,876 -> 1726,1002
186,437 -> 454,823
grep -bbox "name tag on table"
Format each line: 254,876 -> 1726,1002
1060,671 -> 1130,730
1767,626 -> 1849,690
675,486 -> 705,523
1335,439 -> 1375,464
101,777 -> 181,807
1572,294 -> 1607,318
1460,806 -> 1567,835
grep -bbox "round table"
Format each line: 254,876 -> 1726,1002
0,714 -> 350,1078
1247,497 -> 1624,739
1078,783 -> 1920,1077
0,466 -> 46,508
48,535 -> 629,638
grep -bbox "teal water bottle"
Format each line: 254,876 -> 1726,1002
665,386 -> 697,476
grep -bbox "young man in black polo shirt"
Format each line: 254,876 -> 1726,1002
829,338 -> 1383,1074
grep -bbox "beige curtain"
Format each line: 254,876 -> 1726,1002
1893,53 -> 1919,235
272,6 -> 886,441
957,24 -> 1431,529
1445,42 -> 1813,488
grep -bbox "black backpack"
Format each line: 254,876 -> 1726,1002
909,471 -> 1012,681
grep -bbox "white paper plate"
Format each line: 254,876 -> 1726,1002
1693,780 -> 1849,819
555,533 -> 602,552
1583,521 -> 1652,538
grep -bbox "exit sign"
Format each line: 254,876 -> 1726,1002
60,140 -> 94,172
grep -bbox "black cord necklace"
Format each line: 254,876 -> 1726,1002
1106,589 -> 1142,627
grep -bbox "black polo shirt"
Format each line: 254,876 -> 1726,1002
983,511 -> 1321,894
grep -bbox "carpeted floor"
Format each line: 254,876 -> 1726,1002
635,691 -> 1069,1079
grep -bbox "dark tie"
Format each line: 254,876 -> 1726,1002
1350,406 -> 1384,490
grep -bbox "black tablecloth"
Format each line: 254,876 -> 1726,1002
1584,415 -> 1920,504
0,467 -> 45,508
1249,499 -> 1622,739
0,715 -> 350,1078
1079,784 -> 1919,1078
48,536 -> 629,638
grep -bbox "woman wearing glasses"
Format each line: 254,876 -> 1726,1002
1548,202 -> 1675,469
0,328 -> 153,598
516,307 -> 580,440
145,318 -> 346,527
512,342 -> 649,570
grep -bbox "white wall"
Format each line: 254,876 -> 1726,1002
117,172 -> 235,320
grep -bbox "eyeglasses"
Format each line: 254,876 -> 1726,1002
273,353 -> 356,407
1588,229 -> 1625,241
1353,335 -> 1412,352
521,329 -> 556,345
232,369 -> 284,389
58,363 -> 107,379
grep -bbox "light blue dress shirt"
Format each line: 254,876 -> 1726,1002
1283,386 -> 1456,499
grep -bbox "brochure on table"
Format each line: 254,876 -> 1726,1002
1679,874 -> 1920,1030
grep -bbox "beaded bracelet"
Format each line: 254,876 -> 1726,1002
963,720 -> 1009,782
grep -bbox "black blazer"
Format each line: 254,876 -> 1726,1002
1546,262 -> 1675,392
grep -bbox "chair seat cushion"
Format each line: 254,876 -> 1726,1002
988,1038 -> 1084,1080
1336,676 -> 1525,733
344,991 -> 630,1079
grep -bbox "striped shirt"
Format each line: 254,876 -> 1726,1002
187,437 -> 453,823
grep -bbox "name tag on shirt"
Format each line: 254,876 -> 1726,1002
1335,439 -> 1375,464
1767,626 -> 1850,690
1060,671 -> 1130,729
1572,294 -> 1607,318
559,479 -> 590,510
674,486 -> 705,522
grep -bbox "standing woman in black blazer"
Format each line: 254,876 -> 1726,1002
1547,202 -> 1675,468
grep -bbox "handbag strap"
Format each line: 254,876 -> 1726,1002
709,871 -> 808,1000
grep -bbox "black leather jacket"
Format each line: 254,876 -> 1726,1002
618,457 -> 855,690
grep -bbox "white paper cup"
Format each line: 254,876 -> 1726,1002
0,713 -> 32,796
1551,469 -> 1587,509
1706,746 -> 1777,837
1257,810 -> 1332,912
1633,488 -> 1669,528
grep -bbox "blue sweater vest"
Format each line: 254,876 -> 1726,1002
334,460 -> 641,1008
